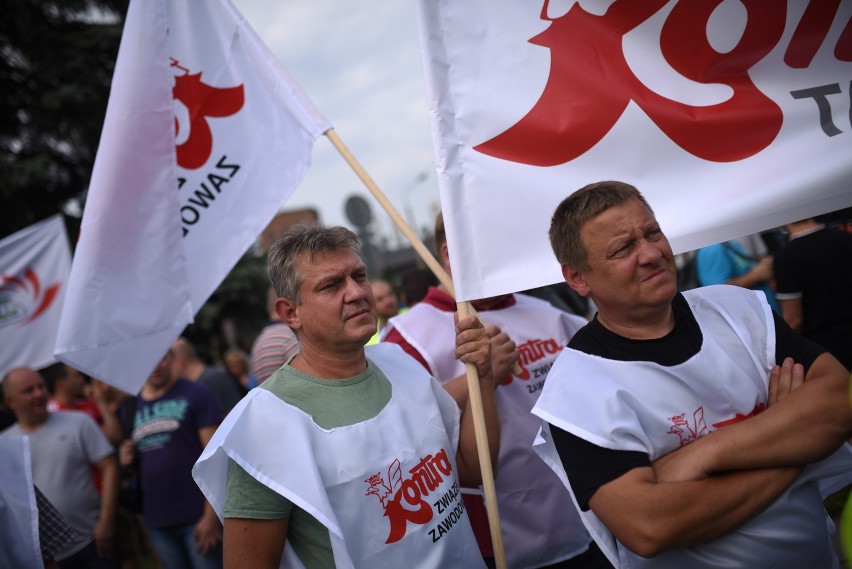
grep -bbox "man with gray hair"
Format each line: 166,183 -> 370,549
193,224 -> 502,568
532,181 -> 852,568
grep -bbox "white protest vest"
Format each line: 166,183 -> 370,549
388,294 -> 592,568
532,286 -> 852,569
193,343 -> 484,569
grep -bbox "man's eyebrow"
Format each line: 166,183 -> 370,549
315,272 -> 344,288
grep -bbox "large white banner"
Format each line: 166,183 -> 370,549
416,0 -> 852,300
0,215 -> 71,375
55,0 -> 330,394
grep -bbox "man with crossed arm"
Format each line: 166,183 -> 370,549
532,181 -> 852,568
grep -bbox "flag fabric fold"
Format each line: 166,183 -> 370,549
0,215 -> 71,375
416,0 -> 852,301
55,0 -> 330,394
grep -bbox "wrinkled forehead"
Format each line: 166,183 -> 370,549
296,248 -> 364,278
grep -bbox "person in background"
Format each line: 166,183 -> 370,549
223,348 -> 254,392
367,278 -> 402,344
695,239 -> 780,311
774,217 -> 852,370
120,349 -> 223,569
42,363 -> 123,446
249,286 -> 300,385
2,367 -> 119,568
171,337 -> 244,415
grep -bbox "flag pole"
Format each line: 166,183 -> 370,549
457,299 -> 507,569
325,128 -> 508,569
324,128 -> 523,378
325,129 -> 450,291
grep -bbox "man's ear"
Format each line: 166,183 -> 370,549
562,264 -> 591,298
275,298 -> 301,331
440,242 -> 451,274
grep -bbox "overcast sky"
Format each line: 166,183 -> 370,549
229,0 -> 441,247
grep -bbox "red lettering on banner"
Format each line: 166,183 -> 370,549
476,0 -> 850,166
171,59 -> 245,170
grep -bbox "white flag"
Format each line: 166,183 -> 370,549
55,0 -> 330,394
1,215 -> 71,375
0,437 -> 40,569
416,0 -> 852,300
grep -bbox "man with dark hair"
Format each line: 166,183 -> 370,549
533,180 -> 852,568
120,349 -> 223,569
172,336 -> 244,415
193,224 -> 499,568
384,213 -> 608,569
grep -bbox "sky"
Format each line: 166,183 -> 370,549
230,0 -> 441,248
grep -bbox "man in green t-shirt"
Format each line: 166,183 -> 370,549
195,224 -> 504,568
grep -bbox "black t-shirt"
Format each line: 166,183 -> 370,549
773,227 -> 852,369
552,292 -> 825,511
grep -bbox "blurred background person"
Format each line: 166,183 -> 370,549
249,287 -> 300,385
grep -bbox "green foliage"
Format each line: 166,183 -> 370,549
192,251 -> 270,356
0,0 -> 127,238
2,0 -> 270,362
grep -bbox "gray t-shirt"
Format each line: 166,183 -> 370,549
198,366 -> 244,415
2,411 -> 114,561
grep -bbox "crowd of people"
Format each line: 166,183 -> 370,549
3,181 -> 852,569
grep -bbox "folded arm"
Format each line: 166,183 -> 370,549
590,463 -> 799,557
678,353 -> 852,477
587,358 -> 817,556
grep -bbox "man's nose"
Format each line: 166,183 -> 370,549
637,238 -> 663,263
343,278 -> 368,302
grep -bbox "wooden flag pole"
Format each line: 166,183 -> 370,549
326,128 -> 508,569
325,129 -> 522,370
457,300 -> 508,569
325,129 -> 451,290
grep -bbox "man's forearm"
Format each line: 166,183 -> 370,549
456,370 -> 500,485
696,354 -> 852,474
591,465 -> 799,558
98,457 -> 119,527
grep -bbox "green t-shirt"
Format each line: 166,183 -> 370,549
223,360 -> 392,568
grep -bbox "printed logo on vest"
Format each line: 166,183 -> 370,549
669,402 -> 767,446
712,403 -> 766,429
502,337 -> 563,392
667,407 -> 709,447
365,448 -> 465,544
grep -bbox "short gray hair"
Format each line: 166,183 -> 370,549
549,181 -> 652,271
267,224 -> 361,304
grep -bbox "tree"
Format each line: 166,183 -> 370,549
0,0 -> 127,239
187,251 -> 270,363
